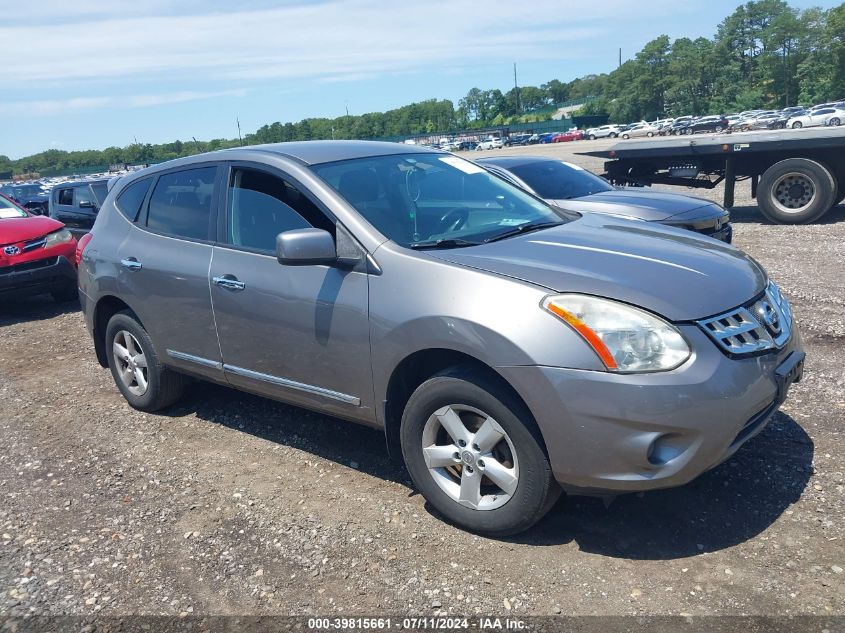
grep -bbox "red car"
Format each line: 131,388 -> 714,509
0,192 -> 78,302
551,130 -> 584,143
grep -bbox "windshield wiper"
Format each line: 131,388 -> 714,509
409,238 -> 483,250
484,221 -> 564,243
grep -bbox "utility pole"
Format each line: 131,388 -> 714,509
619,48 -> 622,68
345,101 -> 350,117
513,62 -> 520,114
237,118 -> 243,146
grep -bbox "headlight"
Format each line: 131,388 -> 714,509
542,294 -> 691,373
44,229 -> 73,247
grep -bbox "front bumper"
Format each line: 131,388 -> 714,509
497,324 -> 804,494
0,255 -> 77,298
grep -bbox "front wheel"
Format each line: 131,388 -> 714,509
105,310 -> 184,411
400,369 -> 560,536
622,134 -> 629,139
588,134 -> 596,140
792,121 -> 803,129
647,131 -> 654,137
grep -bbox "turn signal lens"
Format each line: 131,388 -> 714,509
542,294 -> 691,373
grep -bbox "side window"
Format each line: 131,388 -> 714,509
74,185 -> 94,208
227,168 -> 334,252
57,188 -> 73,205
115,178 -> 152,222
146,167 -> 216,240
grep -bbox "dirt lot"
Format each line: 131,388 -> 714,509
1,140 -> 843,621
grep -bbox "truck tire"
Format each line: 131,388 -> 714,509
758,158 -> 836,224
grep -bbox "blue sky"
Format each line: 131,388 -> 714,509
1,0 -> 835,158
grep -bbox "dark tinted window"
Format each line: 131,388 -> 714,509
90,182 -> 108,206
506,160 -> 613,200
227,168 -> 333,252
115,178 -> 152,221
147,167 -> 216,240
57,188 -> 73,205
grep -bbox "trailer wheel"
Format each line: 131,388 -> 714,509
758,158 -> 836,224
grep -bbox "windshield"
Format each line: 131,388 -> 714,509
2,185 -> 42,198
313,153 -> 570,247
506,160 -> 613,200
0,196 -> 27,219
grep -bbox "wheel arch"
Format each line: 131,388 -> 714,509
382,348 -> 542,459
91,295 -> 145,367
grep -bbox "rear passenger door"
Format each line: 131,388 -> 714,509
116,165 -> 224,381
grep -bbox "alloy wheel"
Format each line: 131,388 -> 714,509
112,330 -> 148,396
421,404 -> 519,511
772,172 -> 816,214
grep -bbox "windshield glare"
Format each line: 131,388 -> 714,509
0,196 -> 27,219
314,153 -> 568,247
507,160 -> 613,200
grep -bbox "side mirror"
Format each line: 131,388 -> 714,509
276,228 -> 337,266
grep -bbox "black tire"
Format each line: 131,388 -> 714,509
622,134 -> 629,139
757,158 -> 836,224
588,134 -> 596,140
51,284 -> 78,303
400,368 -> 560,536
792,121 -> 802,129
830,117 -> 841,127
609,132 -> 618,138
715,126 -> 724,133
105,310 -> 184,412
647,131 -> 654,137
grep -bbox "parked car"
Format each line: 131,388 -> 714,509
504,134 -> 531,146
551,130 -> 584,143
475,137 -> 504,150
788,107 -> 841,128
823,108 -> 845,126
48,178 -> 110,235
76,142 -> 803,536
477,156 -> 732,242
735,112 -> 783,131
0,192 -> 78,302
621,122 -> 659,139
680,116 -> 730,134
0,183 -> 50,216
585,125 -> 621,140
535,132 -> 558,144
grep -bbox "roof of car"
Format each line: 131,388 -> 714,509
227,140 -> 440,165
55,178 -> 110,188
475,156 -> 558,169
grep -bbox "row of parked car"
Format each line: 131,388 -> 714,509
583,100 -> 845,140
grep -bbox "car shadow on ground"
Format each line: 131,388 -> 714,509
172,382 -> 813,559
0,294 -> 80,327
728,202 -> 845,224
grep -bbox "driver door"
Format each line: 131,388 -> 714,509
209,163 -> 375,423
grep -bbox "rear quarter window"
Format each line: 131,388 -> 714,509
115,178 -> 153,222
146,167 -> 217,240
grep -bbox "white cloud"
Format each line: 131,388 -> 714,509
0,90 -> 247,116
0,0 -> 670,87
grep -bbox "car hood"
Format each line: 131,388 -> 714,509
427,214 -> 765,321
0,215 -> 64,245
549,189 -> 717,222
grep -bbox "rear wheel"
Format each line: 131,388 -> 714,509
758,158 -> 836,224
622,134 -> 630,139
829,117 -> 841,127
588,134 -> 596,140
647,131 -> 654,137
792,121 -> 803,129
400,369 -> 560,536
105,310 -> 184,411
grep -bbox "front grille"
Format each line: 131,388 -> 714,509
0,257 -> 57,275
697,282 -> 793,356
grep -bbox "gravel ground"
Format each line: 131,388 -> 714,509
0,140 -> 843,621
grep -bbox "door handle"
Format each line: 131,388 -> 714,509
120,258 -> 142,271
213,275 -> 246,291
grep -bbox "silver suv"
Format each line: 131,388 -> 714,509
78,141 -> 805,536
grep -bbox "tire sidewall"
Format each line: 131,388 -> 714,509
105,312 -> 165,410
400,373 -> 557,536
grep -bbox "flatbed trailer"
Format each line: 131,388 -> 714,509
580,127 -> 845,224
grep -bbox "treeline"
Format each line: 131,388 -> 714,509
3,0 -> 842,176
